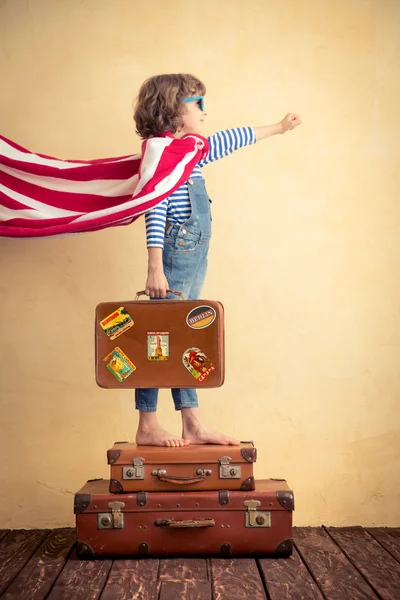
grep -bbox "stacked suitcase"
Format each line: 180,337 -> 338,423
74,442 -> 294,558
74,295 -> 294,558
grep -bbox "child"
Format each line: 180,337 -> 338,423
133,73 -> 301,448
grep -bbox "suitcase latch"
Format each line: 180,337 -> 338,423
244,500 -> 271,528
123,457 -> 145,480
219,456 -> 241,479
98,501 -> 125,529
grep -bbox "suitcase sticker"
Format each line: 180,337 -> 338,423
100,307 -> 134,340
147,332 -> 169,361
104,347 -> 136,382
186,305 -> 216,329
182,347 -> 216,382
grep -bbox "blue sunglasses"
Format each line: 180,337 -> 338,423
181,95 -> 205,111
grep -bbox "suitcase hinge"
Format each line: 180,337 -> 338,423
197,468 -> 212,476
98,501 -> 125,529
219,456 -> 241,479
244,500 -> 271,528
123,457 -> 145,480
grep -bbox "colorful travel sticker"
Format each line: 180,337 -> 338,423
100,307 -> 134,340
147,332 -> 169,361
186,305 -> 216,329
182,347 -> 216,382
104,347 -> 136,382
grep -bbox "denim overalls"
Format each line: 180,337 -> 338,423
135,177 -> 212,412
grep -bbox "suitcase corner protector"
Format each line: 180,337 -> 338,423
107,449 -> 121,464
74,493 -> 91,514
240,476 -> 255,491
277,490 -> 295,511
240,447 -> 257,463
275,538 -> 293,557
109,478 -> 124,494
76,541 -> 95,558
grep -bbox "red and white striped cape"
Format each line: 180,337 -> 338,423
0,132 -> 209,238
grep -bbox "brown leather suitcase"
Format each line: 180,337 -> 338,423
75,478 -> 294,558
95,293 -> 224,389
107,441 -> 256,493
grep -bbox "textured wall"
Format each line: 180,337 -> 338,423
0,0 -> 399,527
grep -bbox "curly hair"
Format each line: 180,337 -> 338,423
133,74 -> 206,139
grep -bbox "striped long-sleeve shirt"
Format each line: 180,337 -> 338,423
145,127 -> 256,247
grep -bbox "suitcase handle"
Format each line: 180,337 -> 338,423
135,289 -> 184,300
155,518 -> 215,528
155,472 -> 209,485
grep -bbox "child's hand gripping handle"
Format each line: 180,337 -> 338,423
135,289 -> 185,300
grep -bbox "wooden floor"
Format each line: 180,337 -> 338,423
0,527 -> 399,599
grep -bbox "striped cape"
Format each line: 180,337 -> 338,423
0,132 -> 209,238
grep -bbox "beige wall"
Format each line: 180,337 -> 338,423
0,0 -> 399,528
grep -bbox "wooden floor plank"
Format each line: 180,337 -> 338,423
46,549 -> 112,600
0,529 -> 50,595
99,559 -> 159,600
258,547 -> 324,599
326,526 -> 400,600
159,558 -> 209,582
211,558 -> 267,600
0,530 -> 10,545
367,528 -> 400,564
159,581 -> 212,600
293,527 -> 378,600
1,527 -> 399,600
1,529 -> 76,600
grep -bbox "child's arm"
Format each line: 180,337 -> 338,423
254,113 -> 302,141
146,247 -> 169,298
198,113 -> 301,168
144,200 -> 169,298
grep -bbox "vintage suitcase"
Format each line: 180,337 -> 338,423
107,441 -> 256,493
75,478 -> 294,558
95,292 -> 224,389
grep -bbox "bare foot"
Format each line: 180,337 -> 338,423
136,411 -> 190,447
181,407 -> 240,445
136,426 -> 190,447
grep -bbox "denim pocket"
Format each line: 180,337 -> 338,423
172,230 -> 200,253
